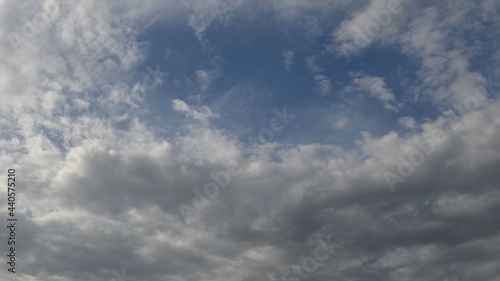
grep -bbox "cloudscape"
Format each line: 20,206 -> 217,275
1,0 -> 500,280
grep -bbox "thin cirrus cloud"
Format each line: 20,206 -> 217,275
0,0 -> 499,281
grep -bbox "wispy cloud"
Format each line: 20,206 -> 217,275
282,49 -> 294,71
345,72 -> 400,112
314,74 -> 334,96
172,99 -> 219,122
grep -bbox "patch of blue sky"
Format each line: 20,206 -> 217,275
133,8 -> 445,151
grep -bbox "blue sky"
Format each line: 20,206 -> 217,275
139,11 -> 429,147
1,1 -> 500,281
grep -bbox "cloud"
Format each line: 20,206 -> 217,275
172,99 -> 219,122
346,72 -> 400,112
6,97 -> 500,280
306,56 -> 323,73
282,49 -> 294,71
196,68 -> 221,92
314,74 -> 333,96
398,116 -> 416,129
334,117 -> 349,130
306,56 -> 333,96
330,0 -> 407,57
1,1 -> 500,281
183,0 -> 243,39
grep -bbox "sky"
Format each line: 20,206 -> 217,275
0,0 -> 500,280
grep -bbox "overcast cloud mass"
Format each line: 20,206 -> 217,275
1,0 -> 500,280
